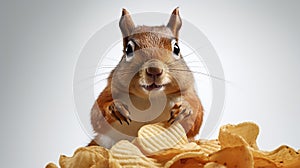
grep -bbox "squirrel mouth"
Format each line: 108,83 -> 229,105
141,83 -> 165,91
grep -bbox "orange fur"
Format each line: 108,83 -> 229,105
88,8 -> 203,147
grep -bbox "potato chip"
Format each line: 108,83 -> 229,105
253,157 -> 277,168
168,158 -> 205,168
164,151 -> 208,168
45,121 -> 300,168
136,122 -> 188,155
148,148 -> 184,164
148,142 -> 201,163
204,162 -> 226,168
59,146 -> 109,168
45,163 -> 58,168
193,139 -> 221,155
110,140 -> 161,168
209,145 -> 253,168
252,145 -> 300,167
219,122 -> 259,149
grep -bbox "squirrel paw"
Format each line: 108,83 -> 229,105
168,101 -> 193,124
108,100 -> 131,125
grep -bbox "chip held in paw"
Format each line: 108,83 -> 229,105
45,121 -> 300,168
136,122 -> 189,155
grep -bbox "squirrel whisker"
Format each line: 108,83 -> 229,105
168,68 -> 227,82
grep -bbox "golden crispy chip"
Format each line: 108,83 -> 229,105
46,121 -> 300,168
149,142 -> 201,163
149,140 -> 219,164
168,158 -> 205,168
45,163 -> 58,168
149,148 -> 183,164
164,151 -> 209,168
193,139 -> 222,155
219,122 -> 259,149
252,145 -> 300,167
110,140 -> 161,168
204,162 -> 227,168
177,142 -> 201,150
209,145 -> 253,168
253,157 -> 277,168
136,122 -> 188,155
59,146 -> 109,168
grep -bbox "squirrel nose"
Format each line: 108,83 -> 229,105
146,67 -> 163,77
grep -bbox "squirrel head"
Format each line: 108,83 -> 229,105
111,8 -> 194,98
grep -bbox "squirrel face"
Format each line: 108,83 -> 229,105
111,8 -> 194,98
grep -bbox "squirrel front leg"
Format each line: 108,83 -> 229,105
168,90 -> 204,138
91,85 -> 132,131
90,85 -> 114,134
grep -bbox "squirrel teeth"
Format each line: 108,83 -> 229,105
142,83 -> 165,91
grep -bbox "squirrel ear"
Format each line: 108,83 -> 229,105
119,8 -> 135,38
167,7 -> 182,39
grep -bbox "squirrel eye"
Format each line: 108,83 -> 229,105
171,39 -> 180,59
125,40 -> 135,61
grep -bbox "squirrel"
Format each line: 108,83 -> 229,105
88,8 -> 204,148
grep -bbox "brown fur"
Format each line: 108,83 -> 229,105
89,8 -> 203,146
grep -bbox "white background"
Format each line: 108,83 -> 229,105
1,1 -> 300,167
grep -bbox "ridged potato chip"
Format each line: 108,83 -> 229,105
45,121 -> 300,168
193,139 -> 221,155
110,140 -> 161,168
59,146 -> 109,168
148,142 -> 201,163
136,122 -> 188,155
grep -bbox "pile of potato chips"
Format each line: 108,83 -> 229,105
46,122 -> 300,168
